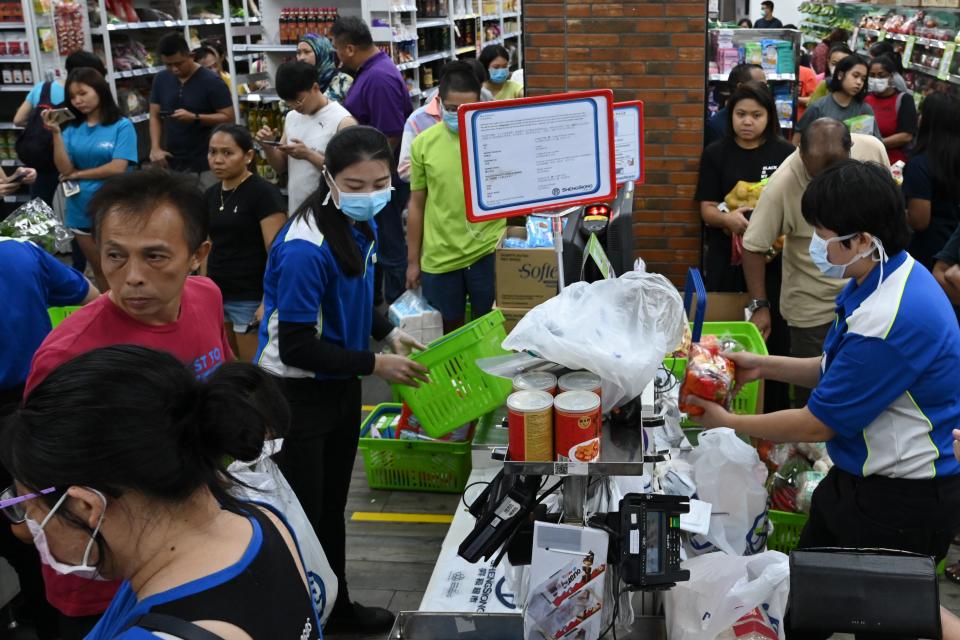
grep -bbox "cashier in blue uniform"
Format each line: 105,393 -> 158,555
254,126 -> 430,635
690,160 -> 960,589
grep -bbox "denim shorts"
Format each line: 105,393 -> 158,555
223,299 -> 260,333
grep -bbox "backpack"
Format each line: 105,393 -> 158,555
15,82 -> 58,173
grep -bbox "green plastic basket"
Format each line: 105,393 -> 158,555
767,510 -> 808,553
358,403 -> 472,493
47,306 -> 81,328
664,320 -> 769,417
393,310 -> 513,439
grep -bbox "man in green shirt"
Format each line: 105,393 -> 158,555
406,62 -> 505,333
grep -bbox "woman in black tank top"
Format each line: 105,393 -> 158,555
0,346 -> 320,639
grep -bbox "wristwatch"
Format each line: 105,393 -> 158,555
194,112 -> 200,122
747,299 -> 770,314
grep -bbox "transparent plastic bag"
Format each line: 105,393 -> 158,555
678,335 -> 738,417
0,198 -> 72,254
502,270 -> 685,411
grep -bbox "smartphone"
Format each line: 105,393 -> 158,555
9,170 -> 26,183
158,110 -> 173,118
62,180 -> 80,197
46,107 -> 75,126
259,139 -> 283,147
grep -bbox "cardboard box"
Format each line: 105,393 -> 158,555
495,228 -> 559,309
685,292 -> 751,322
500,306 -> 533,334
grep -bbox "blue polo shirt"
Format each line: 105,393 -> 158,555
0,238 -> 89,390
149,67 -> 231,172
808,251 -> 960,479
255,215 -> 377,380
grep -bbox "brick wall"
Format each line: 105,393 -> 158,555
523,0 -> 707,282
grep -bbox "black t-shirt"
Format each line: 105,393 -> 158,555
150,67 -> 232,172
754,17 -> 783,28
695,135 -> 795,291
205,174 -> 286,300
902,152 -> 960,270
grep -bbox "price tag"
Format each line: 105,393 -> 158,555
585,233 -> 615,280
938,43 -> 956,81
903,36 -> 916,69
567,462 -> 588,476
850,27 -> 860,49
163,20 -> 174,27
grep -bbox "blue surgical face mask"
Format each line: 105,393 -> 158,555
441,107 -> 459,134
489,68 -> 510,84
323,170 -> 393,222
809,231 -> 887,281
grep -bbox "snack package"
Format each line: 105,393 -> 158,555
503,215 -> 557,249
844,114 -> 876,136
679,335 -> 737,417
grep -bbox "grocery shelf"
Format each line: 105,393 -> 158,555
390,5 -> 418,12
409,87 -> 422,97
418,51 -> 449,64
114,65 -> 165,79
0,84 -> 31,92
2,195 -> 30,203
233,43 -> 298,53
0,122 -> 22,130
0,23 -> 25,30
0,56 -> 30,63
239,92 -> 282,103
910,63 -> 960,87
485,35 -> 504,45
709,72 -> 796,81
453,14 -> 479,20
417,17 -> 451,29
392,35 -> 417,42
130,113 -> 150,123
502,11 -> 520,18
397,60 -> 418,70
456,45 -> 476,54
0,159 -> 23,166
780,119 -> 793,129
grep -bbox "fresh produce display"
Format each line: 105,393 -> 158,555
679,335 -> 737,417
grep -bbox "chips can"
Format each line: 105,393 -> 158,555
513,372 -> 558,395
554,390 -> 601,462
507,390 -> 554,462
558,372 -> 602,397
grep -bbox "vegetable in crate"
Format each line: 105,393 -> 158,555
679,335 -> 737,417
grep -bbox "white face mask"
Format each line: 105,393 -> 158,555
26,489 -> 108,580
868,77 -> 890,94
809,231 -> 888,282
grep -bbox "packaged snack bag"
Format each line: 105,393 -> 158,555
679,335 -> 736,417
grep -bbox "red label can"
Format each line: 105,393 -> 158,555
554,390 -> 601,462
558,372 -> 602,399
513,372 -> 558,395
507,390 -> 554,462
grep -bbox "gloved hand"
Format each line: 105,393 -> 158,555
386,327 -> 426,356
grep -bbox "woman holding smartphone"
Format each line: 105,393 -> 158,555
205,124 -> 287,362
42,68 -> 136,291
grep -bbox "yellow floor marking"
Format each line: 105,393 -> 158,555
351,511 -> 454,524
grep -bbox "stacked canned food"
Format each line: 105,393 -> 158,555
506,371 -> 603,464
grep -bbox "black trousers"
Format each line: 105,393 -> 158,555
787,466 -> 960,640
275,376 -> 361,610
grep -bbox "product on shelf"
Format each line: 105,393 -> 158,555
279,7 -> 339,44
54,2 -> 84,56
0,1 -> 24,22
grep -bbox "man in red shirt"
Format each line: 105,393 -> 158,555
24,168 -> 233,637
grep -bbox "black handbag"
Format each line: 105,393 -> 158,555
789,547 -> 941,639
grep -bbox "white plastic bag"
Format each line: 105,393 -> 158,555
502,270 -> 685,411
687,428 -> 769,556
664,551 -> 790,640
228,441 -> 338,624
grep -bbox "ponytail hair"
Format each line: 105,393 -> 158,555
2,345 -> 288,510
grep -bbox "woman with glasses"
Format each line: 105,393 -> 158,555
256,61 -> 356,213
1,345 -> 321,639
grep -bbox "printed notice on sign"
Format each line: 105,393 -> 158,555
613,101 -> 644,185
460,90 -> 616,222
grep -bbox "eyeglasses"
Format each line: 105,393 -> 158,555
284,95 -> 307,109
0,486 -> 56,524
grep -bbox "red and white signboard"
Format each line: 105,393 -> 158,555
458,89 -> 616,223
613,100 -> 645,185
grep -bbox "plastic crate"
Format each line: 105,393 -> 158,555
358,403 -> 472,493
767,510 -> 808,553
48,306 -> 81,327
393,310 -> 513,439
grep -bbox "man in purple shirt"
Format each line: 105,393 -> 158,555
333,16 -> 413,306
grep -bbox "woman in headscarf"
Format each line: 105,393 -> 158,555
297,33 -> 353,103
